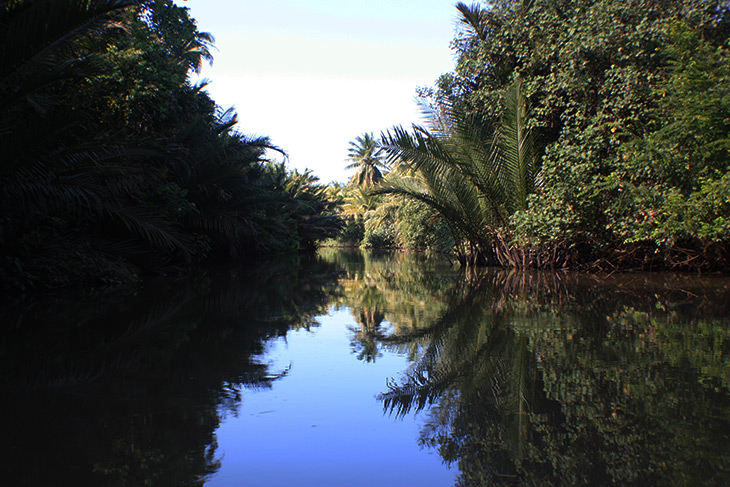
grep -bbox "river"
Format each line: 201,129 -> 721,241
3,249 -> 730,486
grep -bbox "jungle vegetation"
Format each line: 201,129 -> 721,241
4,0 -> 730,290
336,0 -> 730,271
0,0 -> 342,291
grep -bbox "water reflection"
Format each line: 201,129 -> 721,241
3,251 -> 730,486
2,256 -> 340,486
322,249 -> 457,363
358,266 -> 730,487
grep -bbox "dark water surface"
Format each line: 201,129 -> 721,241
3,250 -> 730,486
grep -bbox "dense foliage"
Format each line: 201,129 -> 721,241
378,78 -> 539,266
0,0 -> 341,290
371,0 -> 730,270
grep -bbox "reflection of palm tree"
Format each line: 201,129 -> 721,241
348,284 -> 387,362
346,132 -> 388,188
378,277 -> 545,479
350,306 -> 386,362
326,249 -> 457,361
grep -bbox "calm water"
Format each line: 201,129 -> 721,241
2,250 -> 730,486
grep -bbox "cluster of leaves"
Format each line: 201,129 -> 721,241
605,22 -> 730,248
0,0 -> 342,290
430,0 -> 730,269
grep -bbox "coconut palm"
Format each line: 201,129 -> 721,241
377,78 -> 538,266
345,132 -> 388,188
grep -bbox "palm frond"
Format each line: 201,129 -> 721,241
455,2 -> 488,42
377,78 -> 538,265
496,78 -> 537,211
105,204 -> 193,261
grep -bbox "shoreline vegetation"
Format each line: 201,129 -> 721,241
0,0 -> 342,291
335,0 -> 730,272
2,1 -> 729,292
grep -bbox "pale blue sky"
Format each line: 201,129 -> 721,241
182,0 -> 460,184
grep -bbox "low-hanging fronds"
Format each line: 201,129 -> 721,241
378,78 -> 539,266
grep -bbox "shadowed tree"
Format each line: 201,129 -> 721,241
139,0 -> 215,75
0,0 -> 343,289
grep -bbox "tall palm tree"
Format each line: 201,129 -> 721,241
377,78 -> 538,266
345,132 -> 388,188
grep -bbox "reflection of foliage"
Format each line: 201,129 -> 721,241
377,268 -> 730,486
8,250 -> 729,486
348,284 -> 387,362
2,255 -> 339,486
319,248 -> 458,362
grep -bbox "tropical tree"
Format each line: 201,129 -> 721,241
0,0 -> 155,289
0,0 -> 345,290
345,132 -> 388,188
378,78 -> 540,266
599,20 -> 730,269
436,0 -> 730,269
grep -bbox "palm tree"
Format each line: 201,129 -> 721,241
340,186 -> 378,218
345,132 -> 388,188
377,78 -> 539,266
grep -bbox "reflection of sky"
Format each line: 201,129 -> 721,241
209,307 -> 455,486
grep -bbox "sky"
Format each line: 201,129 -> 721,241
180,0 -> 461,184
